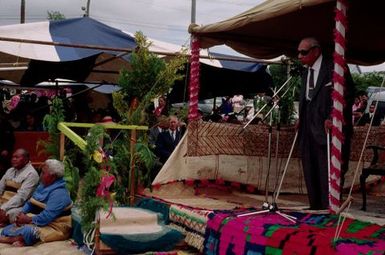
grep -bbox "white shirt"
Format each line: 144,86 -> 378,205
169,130 -> 176,140
306,54 -> 323,100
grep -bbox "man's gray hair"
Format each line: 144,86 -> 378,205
44,159 -> 65,178
302,37 -> 321,48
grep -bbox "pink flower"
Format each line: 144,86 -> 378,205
8,95 -> 20,111
96,175 -> 115,198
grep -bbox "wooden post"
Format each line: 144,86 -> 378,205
60,133 -> 65,160
94,218 -> 101,255
129,129 -> 137,206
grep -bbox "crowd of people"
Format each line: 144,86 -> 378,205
207,91 -> 385,128
0,148 -> 71,246
203,95 -> 265,124
353,92 -> 385,126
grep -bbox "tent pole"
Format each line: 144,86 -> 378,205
0,36 -> 283,65
191,0 -> 196,23
20,0 -> 25,24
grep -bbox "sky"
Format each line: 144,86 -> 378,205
0,0 -> 260,54
0,0 -> 383,72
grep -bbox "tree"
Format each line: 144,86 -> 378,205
115,31 -> 187,125
77,31 -> 187,232
268,61 -> 302,125
352,72 -> 384,94
47,11 -> 66,21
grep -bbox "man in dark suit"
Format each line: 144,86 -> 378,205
356,102 -> 383,126
148,116 -> 169,150
155,115 -> 183,164
297,37 -> 355,210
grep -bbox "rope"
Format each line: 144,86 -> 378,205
83,226 -> 96,254
188,36 -> 200,121
334,74 -> 385,240
82,213 -> 99,254
329,0 -> 348,214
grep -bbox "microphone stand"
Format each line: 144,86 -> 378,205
243,76 -> 293,129
237,78 -> 298,223
263,100 -> 297,223
262,107 -> 274,209
272,105 -> 281,208
271,130 -> 298,223
260,81 -> 295,124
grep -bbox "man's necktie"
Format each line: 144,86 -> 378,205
308,68 -> 315,99
171,131 -> 175,141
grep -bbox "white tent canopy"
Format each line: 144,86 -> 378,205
189,0 -> 385,66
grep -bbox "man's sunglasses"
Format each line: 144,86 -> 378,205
298,46 -> 318,56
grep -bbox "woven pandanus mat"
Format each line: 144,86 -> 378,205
188,121 -> 385,162
350,126 -> 385,161
187,120 -> 298,157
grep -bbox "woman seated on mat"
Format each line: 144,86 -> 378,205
0,159 -> 72,247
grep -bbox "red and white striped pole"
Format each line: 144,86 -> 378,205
330,0 -> 348,214
188,36 -> 201,121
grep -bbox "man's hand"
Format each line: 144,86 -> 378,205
15,213 -> 32,226
324,119 -> 332,133
294,119 -> 300,131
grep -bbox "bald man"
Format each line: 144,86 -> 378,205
0,148 -> 39,226
297,37 -> 355,209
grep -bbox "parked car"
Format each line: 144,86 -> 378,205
171,97 -> 222,115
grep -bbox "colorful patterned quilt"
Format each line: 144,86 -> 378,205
204,211 -> 385,255
169,204 -> 212,251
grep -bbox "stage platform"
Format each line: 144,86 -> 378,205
139,121 -> 385,254
138,182 -> 385,254
70,121 -> 385,254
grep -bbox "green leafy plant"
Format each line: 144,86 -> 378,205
41,97 -> 65,159
114,31 -> 187,125
75,32 -> 187,233
111,31 -> 187,192
63,155 -> 80,201
268,62 -> 301,125
352,72 -> 384,94
107,138 -> 131,205
47,11 -> 66,21
118,38 -> 166,100
134,137 -> 157,188
78,125 -> 110,233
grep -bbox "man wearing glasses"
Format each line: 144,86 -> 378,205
296,37 -> 355,210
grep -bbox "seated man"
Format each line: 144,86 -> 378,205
0,148 -> 39,226
0,159 -> 72,246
